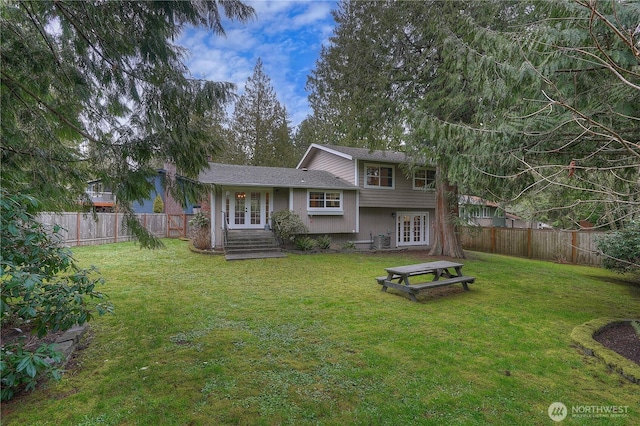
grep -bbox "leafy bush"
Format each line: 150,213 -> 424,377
342,241 -> 356,250
1,342 -> 63,402
596,222 -> 640,274
316,235 -> 332,249
271,210 -> 308,243
1,190 -> 112,401
189,212 -> 211,250
152,195 -> 164,213
189,212 -> 210,229
295,236 -> 317,251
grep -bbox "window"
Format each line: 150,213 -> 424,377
365,164 -> 394,188
308,190 -> 342,213
413,169 -> 436,190
464,206 -> 491,218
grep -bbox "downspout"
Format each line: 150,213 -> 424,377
289,187 -> 294,210
355,189 -> 360,234
210,189 -> 216,249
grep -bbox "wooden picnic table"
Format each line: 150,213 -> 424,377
376,261 -> 475,302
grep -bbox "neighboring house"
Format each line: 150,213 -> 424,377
85,168 -> 195,214
459,195 -> 550,229
86,180 -> 116,212
201,144 -> 437,251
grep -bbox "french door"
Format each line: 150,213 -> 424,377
397,212 -> 429,246
228,189 -> 270,229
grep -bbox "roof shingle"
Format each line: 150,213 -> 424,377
198,163 -> 357,190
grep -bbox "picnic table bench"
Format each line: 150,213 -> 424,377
376,261 -> 475,302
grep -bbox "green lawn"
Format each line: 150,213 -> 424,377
2,239 -> 638,425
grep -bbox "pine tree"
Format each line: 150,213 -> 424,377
229,59 -> 296,167
306,0 -> 639,257
1,0 -> 255,247
152,195 -> 164,214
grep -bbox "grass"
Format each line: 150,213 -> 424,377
2,239 -> 639,425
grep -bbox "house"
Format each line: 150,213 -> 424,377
84,168 -> 195,214
458,195 -> 550,229
201,144 -> 437,251
85,179 -> 116,212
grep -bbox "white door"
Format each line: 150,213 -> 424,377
397,212 -> 429,246
228,190 -> 270,229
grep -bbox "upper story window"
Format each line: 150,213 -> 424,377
308,190 -> 343,214
413,169 -> 436,190
365,163 -> 394,189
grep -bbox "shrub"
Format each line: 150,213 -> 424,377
596,222 -> 640,274
1,342 -> 63,401
316,235 -> 331,249
1,190 -> 112,401
271,210 -> 308,243
189,212 -> 211,250
152,195 -> 164,213
295,236 -> 317,251
342,241 -> 356,250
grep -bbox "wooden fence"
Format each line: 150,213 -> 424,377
37,213 -> 195,247
460,227 -> 605,266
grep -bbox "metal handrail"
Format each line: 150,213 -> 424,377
271,216 -> 283,245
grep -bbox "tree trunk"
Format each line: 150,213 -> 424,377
429,161 -> 465,258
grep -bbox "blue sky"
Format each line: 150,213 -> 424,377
178,0 -> 338,128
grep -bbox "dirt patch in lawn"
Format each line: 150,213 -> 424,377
594,321 -> 640,366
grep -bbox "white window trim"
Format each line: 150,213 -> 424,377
307,190 -> 344,215
364,163 -> 395,189
412,169 -> 436,191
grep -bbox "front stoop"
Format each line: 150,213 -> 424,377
224,230 -> 286,261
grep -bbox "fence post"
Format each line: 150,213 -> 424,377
571,231 -> 577,264
527,228 -> 532,259
77,212 -> 81,246
183,214 -> 187,238
114,211 -> 118,243
491,227 -> 496,253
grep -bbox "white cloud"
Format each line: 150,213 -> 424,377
177,0 -> 337,128
291,2 -> 333,27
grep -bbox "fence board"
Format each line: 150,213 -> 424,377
37,213 -> 194,247
461,227 -> 603,266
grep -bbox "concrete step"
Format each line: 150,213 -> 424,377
224,230 -> 284,260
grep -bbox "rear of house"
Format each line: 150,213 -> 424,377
199,144 -> 436,251
199,163 -> 358,251
298,144 -> 436,249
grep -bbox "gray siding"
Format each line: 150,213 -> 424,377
305,150 -> 356,184
358,207 -> 434,248
358,160 -> 435,209
290,188 -> 358,234
357,207 -> 397,246
272,188 -> 290,212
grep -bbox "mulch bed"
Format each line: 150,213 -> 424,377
1,325 -> 65,350
593,321 -> 640,366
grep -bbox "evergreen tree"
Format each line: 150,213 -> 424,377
292,117 -> 321,157
413,0 -> 639,231
307,0 -> 639,258
306,0 -> 425,150
152,195 -> 164,214
307,0 -> 487,256
1,0 -> 255,247
229,58 -> 296,167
